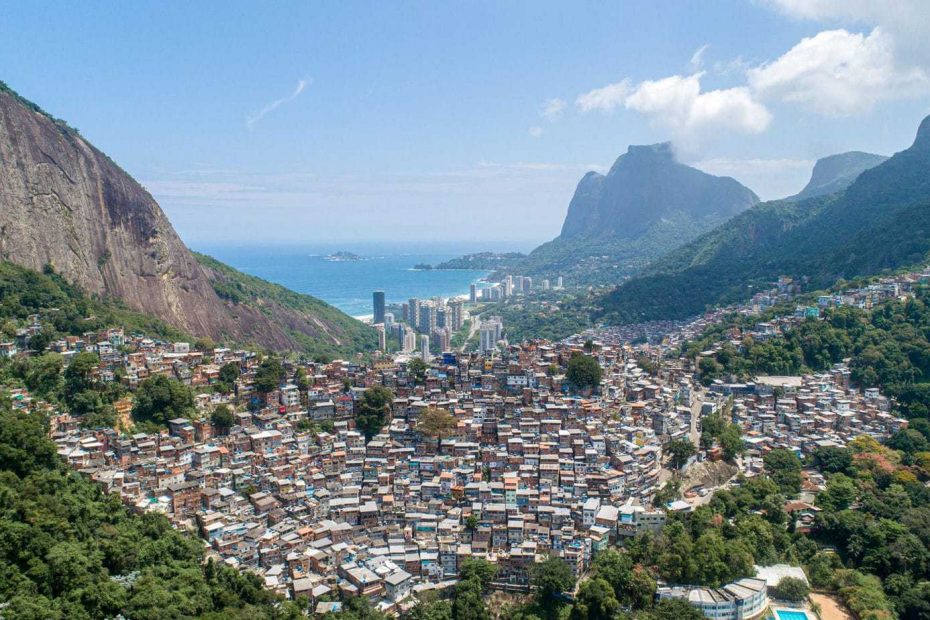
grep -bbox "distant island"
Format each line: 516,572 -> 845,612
412,263 -> 433,270
430,251 -> 526,270
324,251 -> 364,262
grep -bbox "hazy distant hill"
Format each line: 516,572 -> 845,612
513,142 -> 759,285
787,151 -> 888,201
0,81 -> 376,357
596,114 -> 930,324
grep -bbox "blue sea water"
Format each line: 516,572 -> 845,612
194,242 -> 496,318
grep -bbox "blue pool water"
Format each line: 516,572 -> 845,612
775,610 -> 809,620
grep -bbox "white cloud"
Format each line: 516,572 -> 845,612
748,28 -> 928,116
575,80 -> 631,113
690,44 -> 710,70
246,79 -> 309,129
580,73 -> 771,137
540,98 -> 566,121
528,126 -> 544,138
764,0 -> 928,34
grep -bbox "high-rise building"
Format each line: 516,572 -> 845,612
408,298 -> 420,328
420,334 -> 431,361
432,327 -> 451,353
503,276 -> 513,297
542,279 -> 550,290
469,283 -> 477,303
448,300 -> 464,330
418,304 -> 434,334
524,277 -> 532,292
376,324 -> 386,350
556,276 -> 563,288
403,329 -> 417,353
384,313 -> 394,328
373,291 -> 386,324
479,317 -> 503,353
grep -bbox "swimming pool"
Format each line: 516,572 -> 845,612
775,609 -> 810,620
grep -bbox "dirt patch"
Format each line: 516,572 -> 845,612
681,459 -> 738,490
810,592 -> 853,620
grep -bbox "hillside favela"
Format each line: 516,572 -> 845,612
3,3 -> 930,620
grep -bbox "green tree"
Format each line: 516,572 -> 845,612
718,424 -> 745,461
665,438 -> 696,469
0,404 -> 58,477
566,353 -> 602,392
355,386 -> 394,441
817,473 -> 857,511
764,448 -> 803,496
770,576 -> 810,603
459,557 -> 498,589
132,374 -> 195,426
253,357 -> 284,394
211,404 -> 236,433
811,445 -> 853,474
219,362 -> 240,385
531,556 -> 575,610
570,578 -> 619,620
23,352 -> 63,399
63,351 -> 100,400
407,357 -> 428,385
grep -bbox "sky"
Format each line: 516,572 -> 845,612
2,1 -> 929,249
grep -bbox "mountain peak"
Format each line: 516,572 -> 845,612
559,142 -> 758,240
625,141 -> 675,159
789,151 -> 888,201
914,113 -> 930,149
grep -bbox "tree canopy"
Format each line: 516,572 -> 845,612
355,386 -> 394,441
131,374 -> 195,427
566,352 -> 602,392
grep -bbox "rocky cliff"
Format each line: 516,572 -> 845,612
0,82 -> 375,356
508,142 -> 759,285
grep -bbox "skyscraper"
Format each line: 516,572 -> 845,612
479,317 -> 503,353
408,297 -> 420,328
469,283 -> 477,303
372,291 -> 385,324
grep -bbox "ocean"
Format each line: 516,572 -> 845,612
194,242 -> 496,318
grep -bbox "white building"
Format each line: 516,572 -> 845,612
657,577 -> 768,620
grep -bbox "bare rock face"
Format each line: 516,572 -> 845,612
0,85 -> 372,354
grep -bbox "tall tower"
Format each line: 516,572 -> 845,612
373,291 -> 386,324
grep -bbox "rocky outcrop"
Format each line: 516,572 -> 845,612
0,83 -> 374,355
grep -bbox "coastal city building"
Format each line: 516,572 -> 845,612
373,291 -> 386,325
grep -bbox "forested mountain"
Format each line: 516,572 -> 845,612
0,81 -> 375,357
786,151 -> 887,201
596,114 -> 930,324
511,142 -> 759,285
